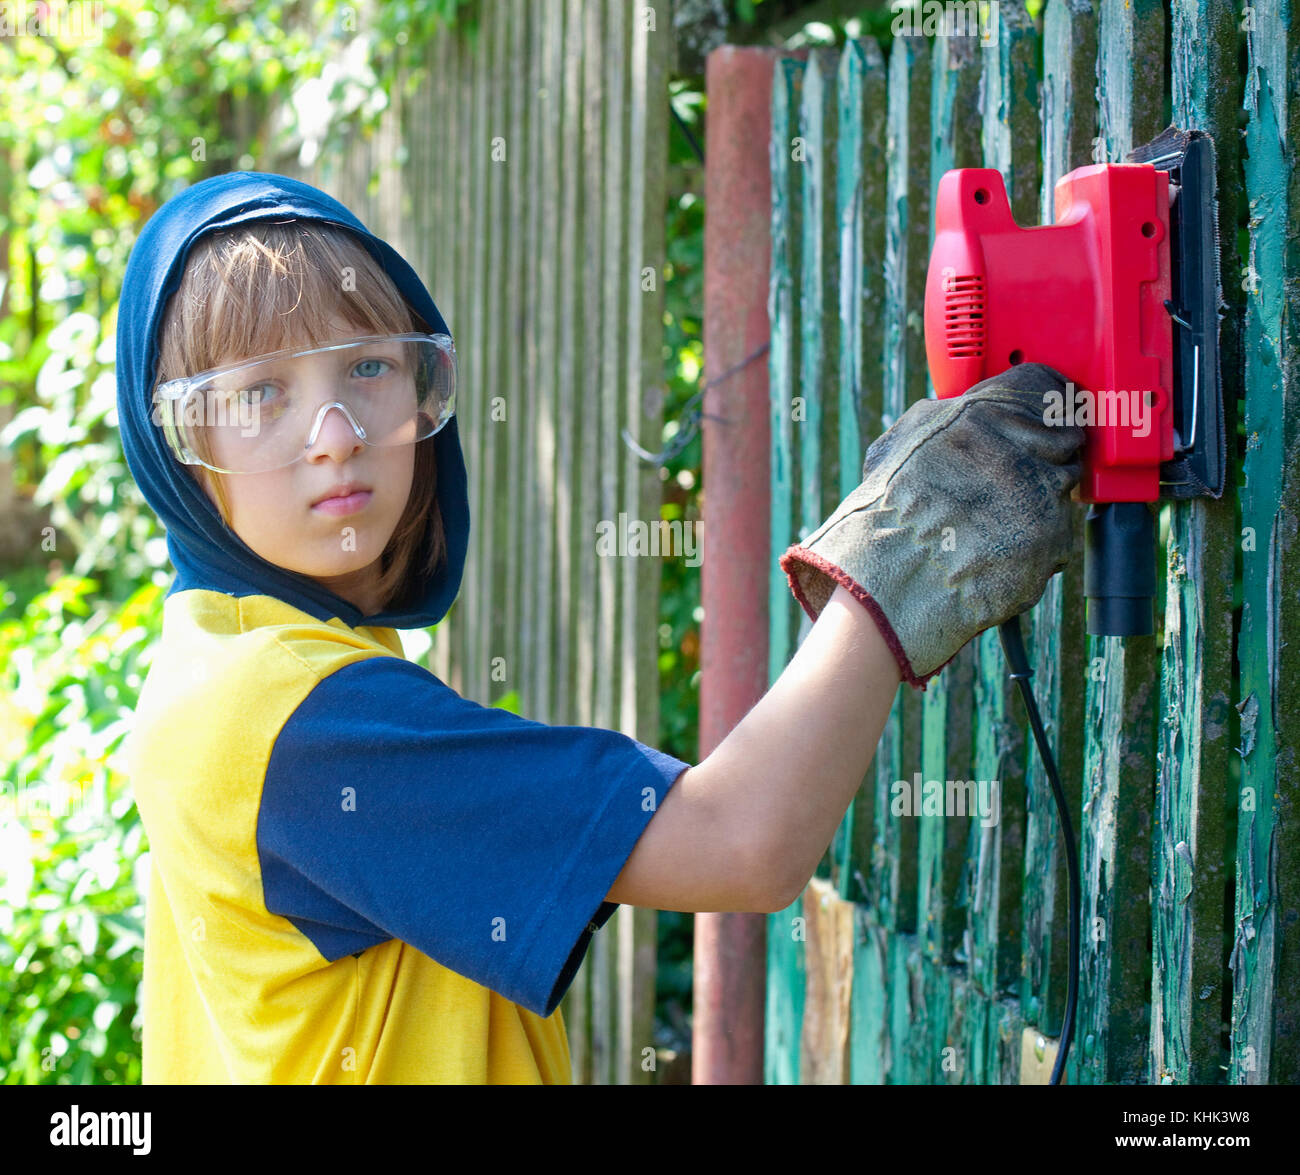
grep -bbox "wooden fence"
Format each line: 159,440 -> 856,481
269,0 -> 672,1085
764,0 -> 1297,1085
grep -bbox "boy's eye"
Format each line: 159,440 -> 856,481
353,357 -> 393,379
233,384 -> 285,414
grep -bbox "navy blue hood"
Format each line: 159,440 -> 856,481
116,171 -> 469,630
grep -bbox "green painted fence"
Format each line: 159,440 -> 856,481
765,0 -> 1298,1085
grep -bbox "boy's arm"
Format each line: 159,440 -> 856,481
604,583 -> 899,914
607,369 -> 1083,916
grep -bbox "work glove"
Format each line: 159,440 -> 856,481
779,364 -> 1083,689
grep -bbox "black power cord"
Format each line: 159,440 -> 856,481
997,614 -> 1080,1086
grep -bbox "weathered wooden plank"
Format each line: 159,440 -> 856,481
835,38 -> 888,499
796,46 -> 840,888
830,36 -> 888,908
480,0 -> 507,710
1147,0 -> 1240,1088
920,25 -> 982,1086
448,26 -> 470,697
1235,0 -> 1300,1086
554,0 -> 580,729
618,0 -> 670,1088
873,32 -> 930,967
886,933 -> 929,1082
468,0 -> 491,707
594,0 -> 627,737
766,897 -> 807,1084
574,0 -> 603,736
798,47 -> 841,534
533,0 -> 561,724
767,55 -> 805,690
798,877 -> 854,1083
429,23 -> 454,685
621,0 -> 662,747
764,52 -> 806,1087
1068,0 -> 1163,1086
851,910 -> 890,1082
456,19 -> 479,701
501,0 -> 525,706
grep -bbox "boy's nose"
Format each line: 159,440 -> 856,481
305,401 -> 366,461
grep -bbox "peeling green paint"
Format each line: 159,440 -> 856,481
1234,0 -> 1299,1086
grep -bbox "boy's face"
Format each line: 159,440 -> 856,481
194,317 -> 416,613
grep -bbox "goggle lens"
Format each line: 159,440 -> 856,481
153,333 -> 456,474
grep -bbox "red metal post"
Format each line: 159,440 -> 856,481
693,45 -> 785,1086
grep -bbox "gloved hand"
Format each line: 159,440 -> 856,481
779,363 -> 1084,689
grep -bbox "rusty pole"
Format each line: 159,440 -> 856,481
693,45 -> 786,1086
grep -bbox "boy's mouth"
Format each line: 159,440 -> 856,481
311,481 -> 373,515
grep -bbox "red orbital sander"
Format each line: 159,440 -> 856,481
924,125 -> 1226,637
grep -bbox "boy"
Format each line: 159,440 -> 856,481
117,171 -> 1080,1084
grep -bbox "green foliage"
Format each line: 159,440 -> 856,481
653,83 -> 706,770
0,578 -> 163,1084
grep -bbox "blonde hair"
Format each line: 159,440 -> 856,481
152,220 -> 446,612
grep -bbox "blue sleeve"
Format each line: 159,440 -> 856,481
256,655 -> 691,1018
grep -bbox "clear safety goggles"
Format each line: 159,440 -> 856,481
151,332 -> 456,474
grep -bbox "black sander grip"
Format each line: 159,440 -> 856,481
1083,502 -> 1155,637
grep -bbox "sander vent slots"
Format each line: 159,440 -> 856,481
943,274 -> 986,358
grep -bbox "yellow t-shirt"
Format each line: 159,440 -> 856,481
128,589 -> 689,1083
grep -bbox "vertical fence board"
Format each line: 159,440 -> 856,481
1147,0 -> 1239,1087
574,2 -> 603,737
851,912 -> 889,1083
501,0 -> 525,706
1236,0 -> 1300,1086
790,44 -> 843,1077
799,48 -> 841,532
829,37 -> 891,1084
1072,0 -> 1164,1085
798,47 -> 840,890
554,0 -> 580,731
883,31 -> 932,1085
429,23 -> 455,684
595,0 -> 626,738
921,27 -> 983,1089
875,34 -> 930,948
536,0 -> 561,725
468,9 -> 490,707
768,59 -> 804,692
765,55 -> 808,1087
481,2 -> 506,709
445,26 -> 469,695
618,0 -> 670,1087
830,37 -> 888,910
461,13 -> 481,696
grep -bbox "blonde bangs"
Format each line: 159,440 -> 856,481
156,221 -> 422,374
